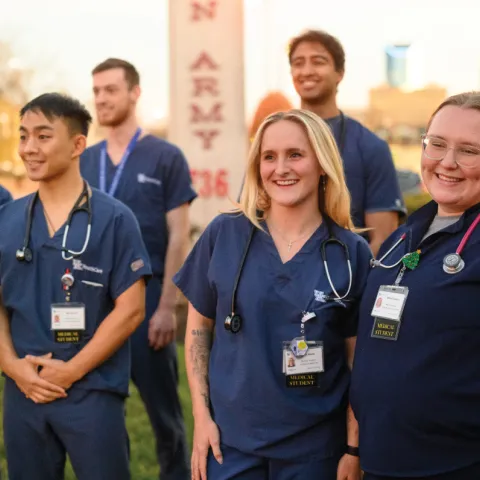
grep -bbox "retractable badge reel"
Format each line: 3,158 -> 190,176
51,268 -> 85,344
61,268 -> 75,301
290,311 -> 316,358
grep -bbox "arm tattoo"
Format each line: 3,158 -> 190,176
190,327 -> 212,408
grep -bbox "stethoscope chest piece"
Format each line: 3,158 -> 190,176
224,314 -> 242,334
443,253 -> 465,275
16,247 -> 32,263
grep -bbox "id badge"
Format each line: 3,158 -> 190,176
51,303 -> 86,344
282,341 -> 324,388
370,285 -> 409,341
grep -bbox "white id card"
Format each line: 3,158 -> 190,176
51,303 -> 86,330
371,286 -> 408,321
283,342 -> 324,375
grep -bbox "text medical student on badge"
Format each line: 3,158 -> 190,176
81,58 -> 196,480
351,91 -> 480,480
0,93 -> 151,480
288,30 -> 405,255
174,109 -> 372,480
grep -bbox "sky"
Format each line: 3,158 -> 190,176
1,0 -> 480,124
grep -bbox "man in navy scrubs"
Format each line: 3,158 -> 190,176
288,29 -> 406,255
0,92 -> 151,480
0,185 -> 12,206
81,58 -> 196,480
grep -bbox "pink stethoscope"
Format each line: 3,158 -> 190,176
370,213 -> 480,275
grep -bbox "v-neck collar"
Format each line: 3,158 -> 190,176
261,221 -> 329,266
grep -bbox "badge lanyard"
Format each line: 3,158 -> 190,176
370,232 -> 418,341
99,128 -> 142,197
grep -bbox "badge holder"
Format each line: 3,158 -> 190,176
282,312 -> 324,388
51,269 -> 86,344
370,284 -> 409,341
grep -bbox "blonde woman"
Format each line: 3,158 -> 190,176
174,110 -> 372,480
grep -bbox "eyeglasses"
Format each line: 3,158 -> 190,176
421,135 -> 480,168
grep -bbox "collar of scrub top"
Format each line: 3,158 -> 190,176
99,127 -> 142,197
405,200 -> 480,252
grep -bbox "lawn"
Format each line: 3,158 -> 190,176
0,344 -> 193,480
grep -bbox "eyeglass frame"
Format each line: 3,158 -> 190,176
421,134 -> 480,169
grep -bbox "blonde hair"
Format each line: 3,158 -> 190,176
238,109 -> 355,231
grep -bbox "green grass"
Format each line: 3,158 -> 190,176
0,344 -> 193,480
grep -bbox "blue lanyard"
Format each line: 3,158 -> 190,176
99,128 -> 142,197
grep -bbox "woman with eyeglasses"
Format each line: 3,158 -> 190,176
351,91 -> 480,480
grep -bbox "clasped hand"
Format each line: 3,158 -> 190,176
11,353 -> 79,404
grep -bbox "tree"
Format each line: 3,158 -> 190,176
0,41 -> 32,105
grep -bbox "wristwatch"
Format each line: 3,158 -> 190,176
346,445 -> 360,457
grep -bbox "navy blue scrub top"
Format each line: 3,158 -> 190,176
326,115 -> 406,230
0,185 -> 13,207
0,189 -> 152,396
81,135 -> 197,279
351,200 -> 480,477
174,213 -> 372,460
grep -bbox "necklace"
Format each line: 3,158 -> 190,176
269,222 -> 320,251
43,208 -> 57,236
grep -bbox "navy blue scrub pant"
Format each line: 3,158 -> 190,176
364,462 -> 480,480
130,277 -> 190,480
3,378 -> 129,480
207,445 -> 341,479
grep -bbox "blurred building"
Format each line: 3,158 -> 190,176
0,96 -> 23,176
366,84 -> 447,138
385,44 -> 410,89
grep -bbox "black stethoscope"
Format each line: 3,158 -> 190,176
370,212 -> 480,274
16,181 -> 92,264
224,221 -> 353,334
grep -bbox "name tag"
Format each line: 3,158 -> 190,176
51,303 -> 86,344
282,341 -> 324,387
370,286 -> 408,341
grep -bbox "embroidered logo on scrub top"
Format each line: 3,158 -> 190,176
72,259 -> 103,274
137,173 -> 162,186
314,290 -> 327,303
131,259 -> 145,272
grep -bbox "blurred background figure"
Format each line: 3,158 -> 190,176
288,29 -> 406,256
81,59 -> 195,480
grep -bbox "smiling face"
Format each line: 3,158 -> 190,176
290,41 -> 343,107
422,105 -> 480,216
93,67 -> 139,127
18,110 -> 85,183
259,119 -> 323,210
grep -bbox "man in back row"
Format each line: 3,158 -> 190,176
288,30 -> 406,255
81,58 -> 196,480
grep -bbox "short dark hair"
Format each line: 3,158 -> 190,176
92,58 -> 140,88
288,30 -> 345,73
20,93 -> 92,136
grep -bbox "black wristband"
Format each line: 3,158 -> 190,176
346,445 -> 359,457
